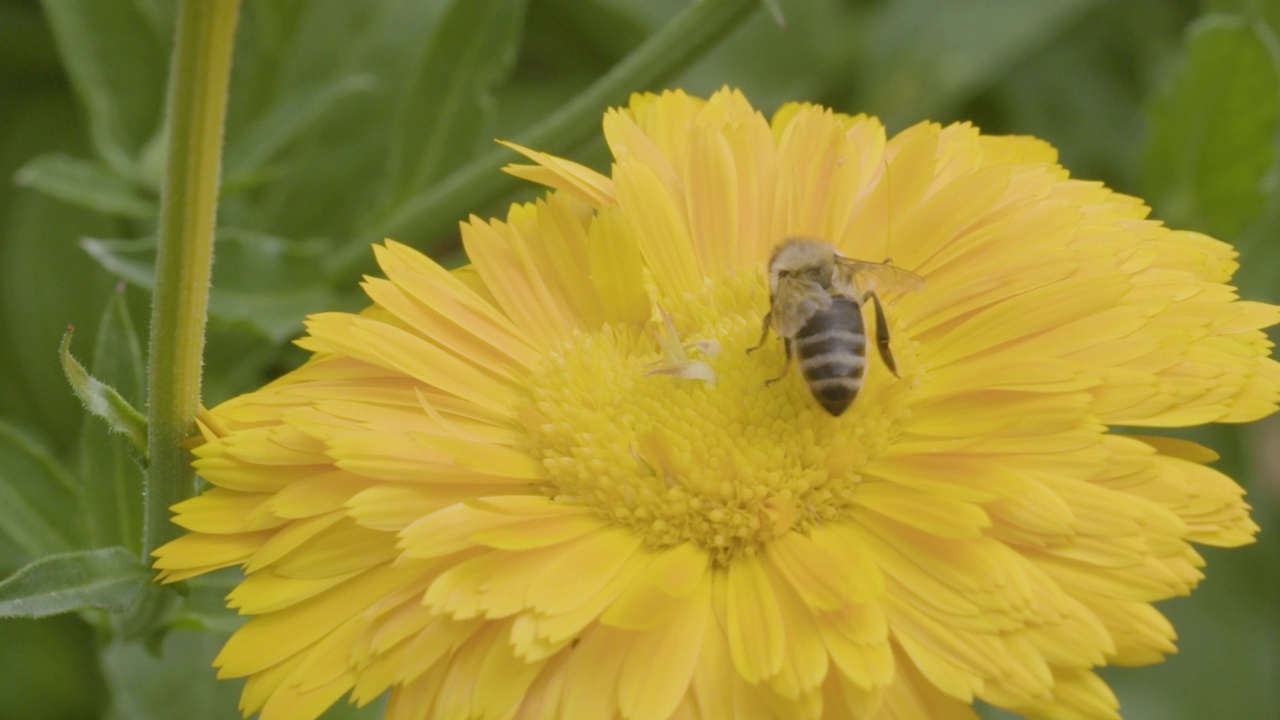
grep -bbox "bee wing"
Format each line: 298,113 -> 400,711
832,257 -> 925,298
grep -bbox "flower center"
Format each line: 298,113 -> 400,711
522,272 -> 918,563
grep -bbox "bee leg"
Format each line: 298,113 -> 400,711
864,291 -> 900,377
764,338 -> 792,386
746,310 -> 772,354
748,310 -> 790,385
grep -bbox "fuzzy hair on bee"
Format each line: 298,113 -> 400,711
747,238 -> 925,416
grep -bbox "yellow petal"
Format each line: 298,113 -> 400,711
153,531 -> 270,581
617,573 -> 711,720
876,644 -> 982,719
762,558 -> 830,699
460,209 -> 580,348
765,529 -> 857,610
722,555 -> 785,683
853,483 -> 991,539
399,497 -> 600,558
560,623 -> 627,718
613,156 -> 701,298
215,562 -> 422,678
499,140 -> 615,207
170,487 -> 280,533
375,240 -> 542,367
524,527 -> 645,615
819,601 -> 892,691
304,312 -> 519,416
265,518 -> 398,579
587,205 -> 651,325
228,567 -> 363,614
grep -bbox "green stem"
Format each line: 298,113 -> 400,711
333,0 -> 760,280
143,0 -> 241,562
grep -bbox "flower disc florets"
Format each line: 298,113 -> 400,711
526,271 -> 918,563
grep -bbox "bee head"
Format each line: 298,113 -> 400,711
768,237 -> 839,294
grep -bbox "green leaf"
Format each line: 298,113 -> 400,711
80,237 -> 155,286
348,0 -> 760,281
38,0 -> 169,178
982,0 -> 1187,186
0,547 -> 147,618
1204,0 -> 1280,37
0,96 -> 120,451
224,73 -> 376,185
489,0 -> 648,140
229,2 -> 447,240
76,287 -> 146,551
385,0 -> 530,205
61,327 -> 148,459
13,153 -> 157,219
85,287 -> 145,408
0,615 -> 108,717
1143,16 -> 1280,238
0,420 -> 81,560
760,0 -> 786,27
0,2 -> 60,77
82,232 -> 350,343
100,631 -> 243,720
860,0 -> 1099,128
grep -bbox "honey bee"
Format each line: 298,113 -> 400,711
748,238 -> 925,416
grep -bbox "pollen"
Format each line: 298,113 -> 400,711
522,271 -> 916,563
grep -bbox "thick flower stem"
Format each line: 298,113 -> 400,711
334,0 -> 760,281
143,0 -> 241,563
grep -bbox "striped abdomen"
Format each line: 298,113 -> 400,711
796,296 -> 866,416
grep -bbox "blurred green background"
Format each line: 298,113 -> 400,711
1,0 -> 1278,718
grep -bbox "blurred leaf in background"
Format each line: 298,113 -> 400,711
1143,15 -> 1279,241
1,0 -> 1278,718
73,289 -> 146,553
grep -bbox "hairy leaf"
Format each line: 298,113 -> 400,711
61,328 -> 148,459
0,547 -> 146,618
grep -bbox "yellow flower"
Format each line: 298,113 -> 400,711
154,88 -> 1279,720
